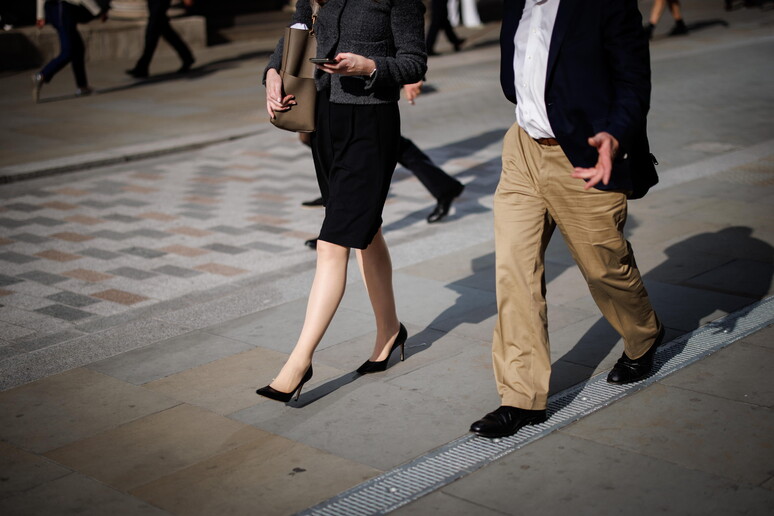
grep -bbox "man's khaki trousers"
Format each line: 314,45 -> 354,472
493,124 -> 661,410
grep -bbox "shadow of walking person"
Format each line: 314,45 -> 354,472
549,225 -> 774,409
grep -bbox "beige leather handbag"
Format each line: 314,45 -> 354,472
270,7 -> 319,133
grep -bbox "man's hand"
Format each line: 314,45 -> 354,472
183,0 -> 194,7
570,132 -> 619,190
36,18 -> 45,29
265,68 -> 295,119
403,81 -> 423,105
317,53 -> 376,77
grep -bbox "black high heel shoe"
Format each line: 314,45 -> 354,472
356,324 -> 407,374
256,365 -> 313,403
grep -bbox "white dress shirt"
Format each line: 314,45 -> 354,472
513,0 -> 561,139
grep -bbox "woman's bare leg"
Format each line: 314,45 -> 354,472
269,239 -> 349,392
649,0 -> 667,25
667,0 -> 684,21
356,228 -> 402,361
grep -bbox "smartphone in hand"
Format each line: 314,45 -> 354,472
309,58 -> 337,64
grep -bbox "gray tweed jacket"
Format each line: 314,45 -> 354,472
264,0 -> 427,104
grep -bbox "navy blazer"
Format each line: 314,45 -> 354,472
500,0 -> 658,197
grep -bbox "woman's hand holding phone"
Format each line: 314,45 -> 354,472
315,54 -> 376,77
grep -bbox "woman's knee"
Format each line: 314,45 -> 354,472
316,239 -> 350,261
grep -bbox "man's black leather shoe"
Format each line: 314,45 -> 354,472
125,68 -> 149,79
607,325 -> 666,384
470,406 -> 547,438
427,184 -> 464,223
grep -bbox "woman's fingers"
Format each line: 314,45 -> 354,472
266,95 -> 296,119
265,70 -> 296,118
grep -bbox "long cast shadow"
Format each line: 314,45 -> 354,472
39,50 -> 270,102
551,225 -> 774,412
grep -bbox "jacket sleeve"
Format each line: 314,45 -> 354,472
601,0 -> 651,151
365,0 -> 427,90
262,0 -> 314,84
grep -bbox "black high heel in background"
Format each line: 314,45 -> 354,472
356,323 -> 407,374
256,365 -> 313,403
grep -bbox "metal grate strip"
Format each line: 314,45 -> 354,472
297,296 -> 774,516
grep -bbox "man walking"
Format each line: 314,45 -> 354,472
470,0 -> 663,439
126,0 -> 195,78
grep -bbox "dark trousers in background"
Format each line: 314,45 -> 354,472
134,0 -> 193,72
398,137 -> 462,200
426,0 -> 463,52
41,1 -> 91,88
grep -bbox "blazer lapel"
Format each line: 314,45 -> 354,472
316,0 -> 347,58
546,0 -> 581,83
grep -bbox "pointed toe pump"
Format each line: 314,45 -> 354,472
357,323 -> 408,374
256,365 -> 313,403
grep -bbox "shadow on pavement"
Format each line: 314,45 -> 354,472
551,225 -> 774,412
37,50 -> 270,101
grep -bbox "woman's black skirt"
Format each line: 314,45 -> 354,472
311,90 -> 400,249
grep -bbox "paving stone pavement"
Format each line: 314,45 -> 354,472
0,1 -> 773,515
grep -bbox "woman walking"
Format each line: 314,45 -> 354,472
32,0 -> 109,103
645,0 -> 688,39
258,0 -> 427,402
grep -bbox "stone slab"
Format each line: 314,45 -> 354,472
621,280 -> 757,333
45,404 -> 268,491
233,379 -> 476,472
129,436 -> 379,516
684,258 -> 774,299
562,383 -> 774,486
312,323 -> 485,382
0,441 -> 70,500
339,272 -> 495,329
145,346 -> 345,416
743,323 -> 774,350
397,241 -> 496,285
205,297 -> 377,353
392,491 -> 504,516
660,341 -> 774,407
438,432 -> 774,516
0,368 -> 178,453
86,330 -> 255,385
0,472 -> 169,516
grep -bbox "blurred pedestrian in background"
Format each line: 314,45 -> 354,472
645,0 -> 688,39
126,0 -> 195,78
400,81 -> 465,223
448,0 -> 482,28
32,0 -> 110,103
426,0 -> 465,55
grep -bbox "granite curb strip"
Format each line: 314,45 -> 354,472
0,125 -> 267,184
